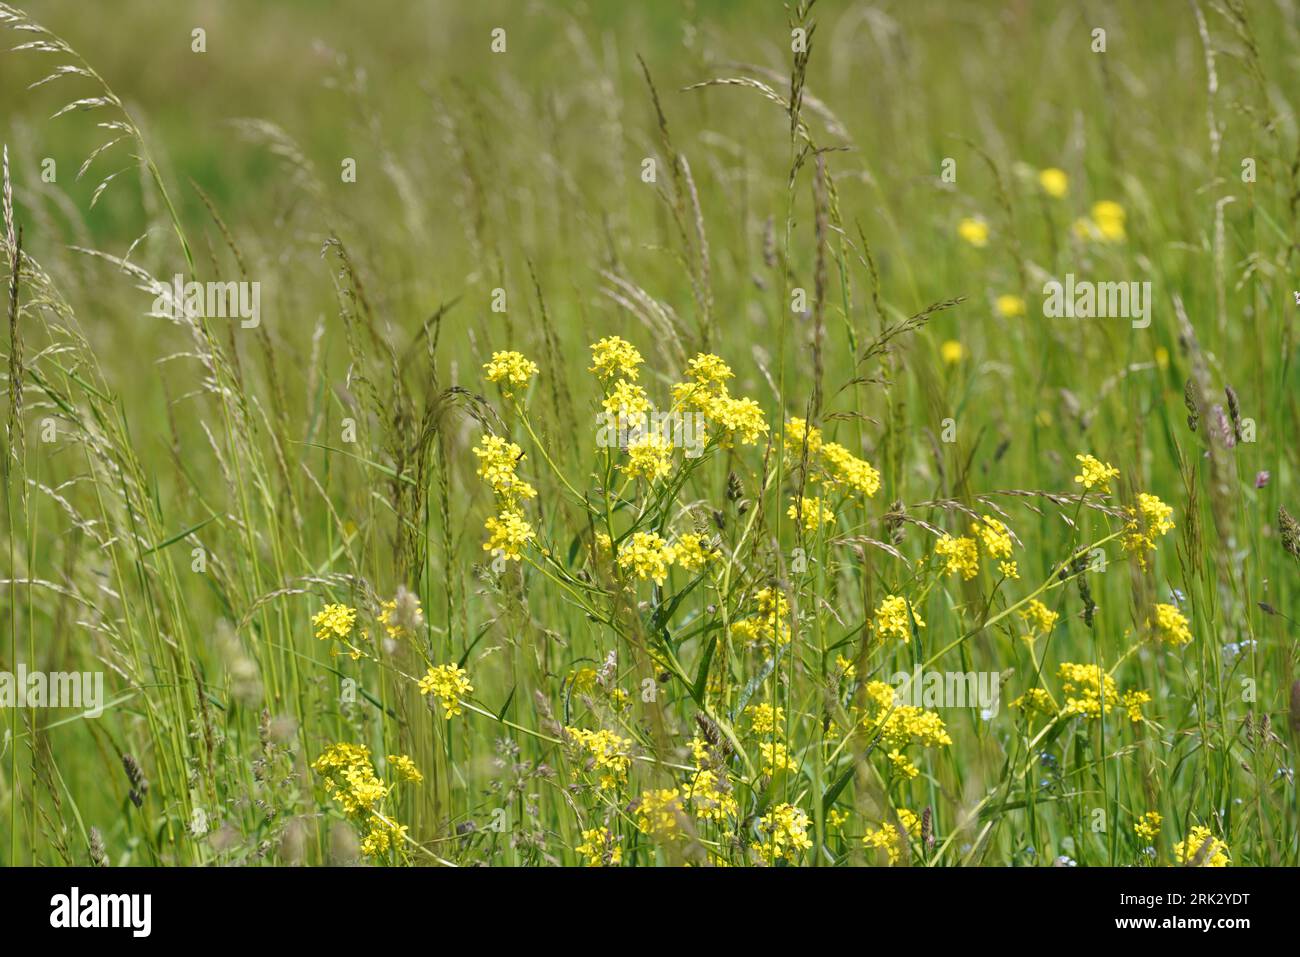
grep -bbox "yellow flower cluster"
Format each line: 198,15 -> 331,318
1038,167 -> 1068,198
483,509 -> 534,562
575,826 -> 623,866
873,594 -> 925,644
787,494 -> 834,532
474,433 -> 537,563
745,702 -> 784,735
1074,452 -> 1120,493
418,663 -> 473,718
1150,602 -> 1192,646
1121,689 -> 1151,723
359,816 -> 409,858
588,335 -> 643,381
784,418 -> 882,498
566,726 -> 633,790
863,680 -> 953,750
1122,493 -> 1175,568
933,515 -> 1015,582
635,788 -> 686,840
1134,810 -> 1162,843
386,753 -> 423,783
753,803 -> 812,864
616,530 -> 676,585
862,823 -> 904,865
1011,686 -> 1054,716
683,769 -> 738,823
1057,662 -> 1117,719
312,603 -> 356,640
758,741 -> 795,776
888,748 -> 920,779
1019,599 -> 1060,636
605,529 -> 715,585
483,349 -> 539,396
473,435 -> 537,505
1073,200 -> 1126,243
671,533 -> 714,573
934,533 -> 980,580
378,592 -> 423,640
1175,825 -> 1230,867
312,743 -> 417,859
730,586 -> 791,647
861,809 -> 920,863
996,294 -> 1026,318
602,378 -> 650,418
671,352 -> 769,447
623,431 -> 673,482
971,515 -> 1013,558
312,742 -> 387,815
897,808 -> 921,838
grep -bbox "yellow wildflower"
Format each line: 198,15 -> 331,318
995,294 -> 1026,318
971,514 -> 1014,558
418,663 -> 473,718
1150,603 -> 1192,646
958,217 -> 989,247
483,507 -> 534,561
483,350 -> 538,396
635,788 -> 686,841
616,530 -> 675,585
588,336 -> 643,380
313,603 -> 356,641
935,533 -> 980,579
753,803 -> 812,865
874,594 -> 924,643
1134,811 -> 1162,844
1038,167 -> 1068,198
1175,825 -> 1230,867
575,826 -> 623,866
1074,453 -> 1120,493
788,494 -> 834,532
386,754 -> 423,784
566,726 -> 632,790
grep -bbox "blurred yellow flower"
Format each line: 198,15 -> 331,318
1074,200 -> 1126,242
1038,167 -> 1068,198
996,294 -> 1026,318
940,340 -> 964,364
957,217 -> 989,247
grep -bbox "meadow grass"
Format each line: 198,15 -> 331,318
0,0 -> 1297,866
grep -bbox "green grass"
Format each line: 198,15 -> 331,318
0,0 -> 1297,866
